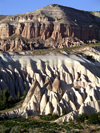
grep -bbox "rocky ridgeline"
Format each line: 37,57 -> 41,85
9,14 -> 48,22
0,52 -> 100,121
0,4 -> 100,51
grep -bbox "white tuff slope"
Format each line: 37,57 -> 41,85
0,52 -> 100,121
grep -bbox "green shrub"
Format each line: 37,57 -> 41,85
23,90 -> 27,98
66,131 -> 80,133
47,113 -> 52,116
17,92 -> 20,101
69,118 -> 73,123
96,40 -> 99,43
10,126 -> 21,133
47,130 -> 56,133
88,113 -> 100,124
63,121 -> 67,125
38,114 -> 59,121
20,96 -> 24,100
62,108 -> 66,115
51,114 -> 59,120
75,124 -> 83,129
0,125 -> 8,133
0,88 -> 17,110
76,113 -> 88,123
29,128 -> 40,133
0,88 -> 10,109
8,96 -> 13,103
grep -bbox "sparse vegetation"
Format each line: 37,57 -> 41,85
10,126 -> 22,133
0,88 -> 15,110
0,88 -> 26,111
29,41 -> 100,56
88,113 -> 100,124
29,128 -> 40,133
66,131 -> 80,133
0,117 -> 60,132
0,125 -> 8,133
38,113 -> 59,121
76,112 -> 100,125
0,112 -> 100,133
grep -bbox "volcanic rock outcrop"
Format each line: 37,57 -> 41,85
0,4 -> 100,51
0,51 -> 100,121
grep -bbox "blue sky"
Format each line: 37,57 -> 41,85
0,0 -> 100,15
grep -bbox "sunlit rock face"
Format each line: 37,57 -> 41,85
0,51 -> 100,121
0,4 -> 100,51
0,23 -> 12,39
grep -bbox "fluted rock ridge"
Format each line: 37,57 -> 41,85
0,52 -> 100,121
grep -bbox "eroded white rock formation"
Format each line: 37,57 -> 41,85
0,52 -> 100,121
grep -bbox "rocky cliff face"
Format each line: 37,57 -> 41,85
0,4 -> 100,51
51,24 -> 100,40
0,51 -> 100,120
0,22 -> 100,41
0,23 -> 12,39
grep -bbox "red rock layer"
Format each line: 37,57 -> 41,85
0,22 -> 100,41
51,24 -> 100,41
0,23 -> 12,39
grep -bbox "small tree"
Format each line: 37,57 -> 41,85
3,88 -> 10,102
62,108 -> 66,115
0,88 -> 10,109
17,92 -> 20,101
2,88 -> 10,108
8,95 -> 16,104
23,90 -> 27,98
